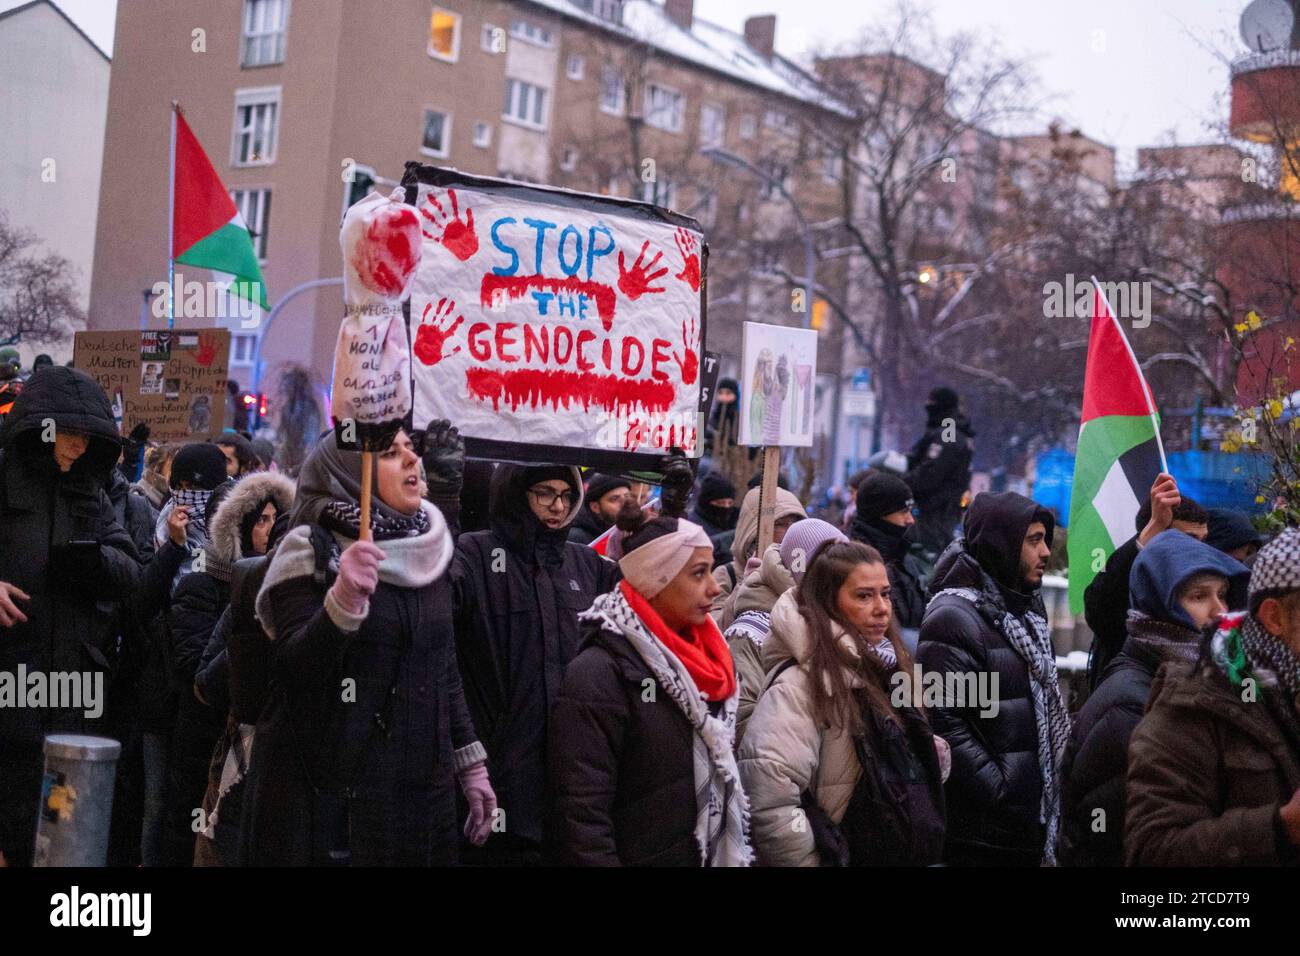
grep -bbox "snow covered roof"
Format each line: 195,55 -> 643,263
520,0 -> 854,116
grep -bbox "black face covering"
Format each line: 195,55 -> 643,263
853,513 -> 911,563
696,501 -> 738,532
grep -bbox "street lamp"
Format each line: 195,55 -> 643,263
700,146 -> 816,329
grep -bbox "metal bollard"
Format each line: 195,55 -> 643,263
33,734 -> 121,867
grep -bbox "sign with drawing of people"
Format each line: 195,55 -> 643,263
738,321 -> 818,448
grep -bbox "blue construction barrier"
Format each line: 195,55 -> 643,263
1031,447 -> 1273,528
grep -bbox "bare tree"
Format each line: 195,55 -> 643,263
0,211 -> 82,348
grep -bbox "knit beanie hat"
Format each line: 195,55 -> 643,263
1247,527 -> 1300,614
1206,508 -> 1265,555
698,471 -> 736,504
780,517 -> 848,583
855,471 -> 914,521
171,442 -> 230,490
584,472 -> 630,504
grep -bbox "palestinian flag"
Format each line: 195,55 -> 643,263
1067,287 -> 1164,613
172,108 -> 268,308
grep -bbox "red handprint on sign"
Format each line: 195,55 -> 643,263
195,332 -> 218,368
617,240 -> 668,300
672,317 -> 699,385
420,188 -> 479,261
674,227 -> 700,292
413,298 -> 465,366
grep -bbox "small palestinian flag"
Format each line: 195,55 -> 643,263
1067,286 -> 1165,613
172,108 -> 268,308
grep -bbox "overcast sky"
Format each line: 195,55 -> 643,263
9,0 -> 1249,169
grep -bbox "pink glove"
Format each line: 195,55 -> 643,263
459,762 -> 498,846
934,735 -> 952,783
329,540 -> 384,616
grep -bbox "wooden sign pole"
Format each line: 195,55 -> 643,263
359,450 -> 374,541
755,445 -> 781,556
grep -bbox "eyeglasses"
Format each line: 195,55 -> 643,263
528,487 -> 575,508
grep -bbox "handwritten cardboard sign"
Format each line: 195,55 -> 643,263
403,164 -> 706,469
73,329 -> 230,441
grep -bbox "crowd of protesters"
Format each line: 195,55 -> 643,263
2,370 -> 1299,868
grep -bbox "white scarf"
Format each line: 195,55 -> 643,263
580,588 -> 753,867
256,500 -> 453,640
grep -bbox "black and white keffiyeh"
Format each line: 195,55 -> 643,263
932,585 -> 1070,865
320,498 -> 430,541
580,588 -> 753,867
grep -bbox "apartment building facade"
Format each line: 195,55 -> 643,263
88,0 -> 856,443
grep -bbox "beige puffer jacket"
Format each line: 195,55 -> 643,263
710,485 -> 805,623
737,589 -> 865,867
724,543 -> 798,744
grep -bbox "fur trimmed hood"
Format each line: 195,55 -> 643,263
210,470 -> 296,562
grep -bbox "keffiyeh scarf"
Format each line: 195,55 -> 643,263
320,499 -> 430,541
933,585 -> 1070,865
579,586 -> 753,867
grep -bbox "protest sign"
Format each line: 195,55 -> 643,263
73,329 -> 229,440
738,321 -> 818,448
402,163 -> 706,471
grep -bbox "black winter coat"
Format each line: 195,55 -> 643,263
239,527 -> 480,866
0,369 -> 150,865
451,464 -> 620,853
1083,535 -> 1140,691
567,505 -> 608,546
917,493 -> 1057,866
905,414 -> 974,554
548,620 -> 704,866
1059,634 -> 1163,867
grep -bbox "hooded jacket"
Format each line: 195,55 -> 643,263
450,463 -> 620,856
916,491 -> 1056,865
723,543 -> 797,740
0,368 -> 145,865
711,485 -> 805,625
1125,628 -> 1300,866
850,516 -> 928,631
567,502 -> 610,546
905,412 -> 974,553
1060,533 -> 1248,866
162,470 -> 296,867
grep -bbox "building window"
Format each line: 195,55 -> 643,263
481,22 -> 504,53
241,0 -> 289,68
600,66 -> 626,115
428,8 -> 461,62
567,53 -> 585,81
473,122 -> 492,148
739,113 -> 757,139
641,177 -> 676,208
759,161 -> 789,199
561,145 -> 579,171
764,109 -> 796,135
643,82 -> 684,133
694,190 -> 717,228
230,188 -> 272,261
503,78 -> 548,129
822,148 -> 842,182
232,87 -> 280,166
510,18 -> 554,47
700,102 -> 725,148
603,173 -> 622,197
421,109 -> 451,157
231,332 -> 258,365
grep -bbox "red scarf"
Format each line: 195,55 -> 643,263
619,580 -> 736,702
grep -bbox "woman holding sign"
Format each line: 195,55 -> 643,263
238,430 -> 496,866
548,499 -> 752,866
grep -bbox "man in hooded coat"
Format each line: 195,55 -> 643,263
451,463 -> 620,864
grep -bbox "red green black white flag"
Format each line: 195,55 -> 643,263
1067,281 -> 1166,613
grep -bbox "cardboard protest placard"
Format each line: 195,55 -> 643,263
73,329 -> 230,441
739,321 -> 818,448
333,188 -> 421,450
402,163 -> 707,471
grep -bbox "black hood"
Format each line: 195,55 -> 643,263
960,491 -> 1054,593
2,366 -> 121,485
488,462 -> 584,562
850,513 -> 910,564
925,409 -> 976,434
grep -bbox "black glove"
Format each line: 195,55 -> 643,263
48,541 -> 105,582
419,419 -> 465,491
129,422 -> 151,444
658,446 -> 695,519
